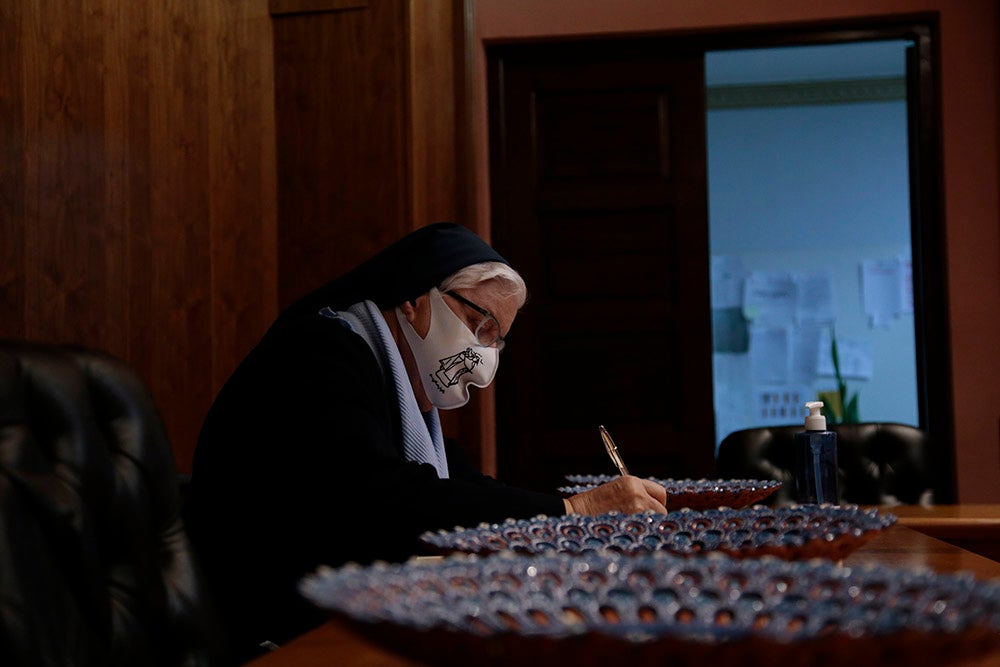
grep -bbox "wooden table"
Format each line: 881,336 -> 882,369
246,524 -> 1000,666
878,504 -> 1000,562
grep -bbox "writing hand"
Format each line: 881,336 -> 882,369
563,475 -> 667,515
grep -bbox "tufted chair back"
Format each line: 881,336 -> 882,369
716,422 -> 935,507
0,342 -> 226,667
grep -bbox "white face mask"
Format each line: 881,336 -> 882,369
396,288 -> 500,410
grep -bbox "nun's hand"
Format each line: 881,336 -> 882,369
563,475 -> 668,516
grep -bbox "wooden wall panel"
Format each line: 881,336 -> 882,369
408,0 -> 459,230
23,0 -> 126,351
145,1 -> 215,467
206,2 -> 279,390
273,2 -> 411,308
0,0 -> 278,473
269,0 -> 466,301
2,0 -> 473,472
0,0 -> 26,339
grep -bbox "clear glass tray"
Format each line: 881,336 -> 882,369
420,505 -> 896,561
560,474 -> 782,510
300,550 -> 1000,667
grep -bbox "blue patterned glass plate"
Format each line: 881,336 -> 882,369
560,474 -> 782,510
300,551 -> 1000,667
420,505 -> 896,561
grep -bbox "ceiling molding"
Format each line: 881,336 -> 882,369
707,76 -> 906,109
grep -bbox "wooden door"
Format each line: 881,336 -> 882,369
488,39 -> 716,492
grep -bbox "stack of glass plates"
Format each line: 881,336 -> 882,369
300,550 -> 1000,667
559,474 -> 782,510
420,505 -> 896,561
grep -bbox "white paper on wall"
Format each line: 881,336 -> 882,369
790,324 -> 825,384
743,271 -> 796,326
861,257 -> 911,328
816,329 -> 874,380
749,325 -> 790,384
793,270 -> 834,325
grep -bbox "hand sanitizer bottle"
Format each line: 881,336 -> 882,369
793,401 -> 839,504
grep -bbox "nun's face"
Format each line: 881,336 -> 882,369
394,280 -> 518,411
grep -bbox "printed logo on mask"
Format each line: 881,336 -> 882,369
430,347 -> 484,392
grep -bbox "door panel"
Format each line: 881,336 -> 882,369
488,40 -> 715,493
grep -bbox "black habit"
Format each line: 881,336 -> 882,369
182,223 -> 564,663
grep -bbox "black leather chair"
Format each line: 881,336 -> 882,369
0,342 -> 226,667
716,422 -> 935,507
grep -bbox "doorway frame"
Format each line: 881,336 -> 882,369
470,14 -> 954,501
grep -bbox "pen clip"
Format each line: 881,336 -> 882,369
599,425 -> 630,477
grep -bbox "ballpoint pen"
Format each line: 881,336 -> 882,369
599,424 -> 630,477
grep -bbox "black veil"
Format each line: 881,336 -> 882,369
273,222 -> 509,328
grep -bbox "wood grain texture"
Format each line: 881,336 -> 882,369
489,42 -> 714,490
2,0 -> 475,473
1,0 -> 279,472
24,0 -> 122,349
273,1 -> 412,308
408,0 -> 458,230
204,0 -> 279,402
269,0 -> 367,15
143,1 -> 214,467
0,0 -> 26,338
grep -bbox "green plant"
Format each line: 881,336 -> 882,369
822,331 -> 860,424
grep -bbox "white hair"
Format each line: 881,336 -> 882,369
439,261 -> 528,308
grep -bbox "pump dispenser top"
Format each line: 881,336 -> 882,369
804,401 -> 826,431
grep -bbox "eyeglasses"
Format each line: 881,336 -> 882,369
445,291 -> 506,351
